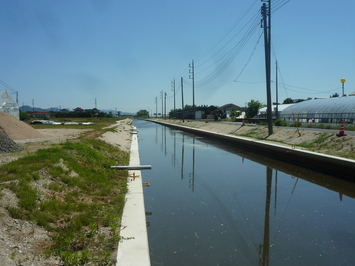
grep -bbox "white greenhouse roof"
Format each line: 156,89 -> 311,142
280,97 -> 355,120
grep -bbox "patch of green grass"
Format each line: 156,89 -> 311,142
238,128 -> 265,139
299,132 -> 332,149
0,124 -> 129,264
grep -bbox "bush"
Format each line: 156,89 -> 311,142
274,119 -> 287,126
290,121 -> 302,127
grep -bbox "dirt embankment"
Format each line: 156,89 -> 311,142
153,119 -> 355,160
0,113 -> 133,265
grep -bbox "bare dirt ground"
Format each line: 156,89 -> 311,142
0,115 -> 133,266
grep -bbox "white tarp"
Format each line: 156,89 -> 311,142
0,90 -> 19,119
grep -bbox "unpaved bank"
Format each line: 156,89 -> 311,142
149,119 -> 355,160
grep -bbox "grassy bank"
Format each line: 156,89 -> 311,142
0,120 -> 129,265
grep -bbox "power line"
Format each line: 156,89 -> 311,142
195,14 -> 261,88
195,0 -> 260,64
272,0 -> 291,14
197,10 -> 261,72
234,31 -> 263,82
0,79 -> 17,94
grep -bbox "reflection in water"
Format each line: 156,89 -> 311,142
135,120 -> 355,266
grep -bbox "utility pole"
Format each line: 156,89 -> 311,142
275,60 -> 279,119
155,97 -> 157,118
261,0 -> 273,135
164,92 -> 167,119
189,60 -> 195,119
160,90 -> 163,118
181,77 -> 185,123
171,79 -> 176,116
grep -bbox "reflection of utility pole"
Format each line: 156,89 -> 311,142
164,126 -> 167,156
181,134 -> 185,179
260,166 -> 272,266
181,77 -> 185,122
274,170 -> 278,215
173,131 -> 176,167
190,138 -> 195,192
261,0 -> 273,135
189,60 -> 195,119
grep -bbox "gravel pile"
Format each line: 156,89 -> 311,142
0,132 -> 23,154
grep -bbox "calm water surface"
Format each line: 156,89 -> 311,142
133,120 -> 355,266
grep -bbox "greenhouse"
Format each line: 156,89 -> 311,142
0,89 -> 19,119
279,96 -> 355,124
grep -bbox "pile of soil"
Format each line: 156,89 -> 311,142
0,111 -> 44,140
0,112 -> 45,154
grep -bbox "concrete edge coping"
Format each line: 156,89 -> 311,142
116,126 -> 151,266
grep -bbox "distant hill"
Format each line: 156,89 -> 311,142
19,105 -> 135,116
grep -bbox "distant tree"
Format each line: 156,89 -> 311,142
229,107 -> 241,121
330,92 -> 339,98
136,109 -> 149,117
19,110 -> 31,121
245,100 -> 262,118
283,98 -> 294,104
183,105 -> 194,111
193,105 -> 218,113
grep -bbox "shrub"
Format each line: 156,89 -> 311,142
274,119 -> 287,126
290,121 -> 302,127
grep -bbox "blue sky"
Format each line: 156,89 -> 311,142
1,0 -> 354,114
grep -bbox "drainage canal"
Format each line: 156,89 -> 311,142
134,120 -> 355,266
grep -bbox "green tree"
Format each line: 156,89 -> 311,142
136,109 -> 149,117
229,107 -> 241,121
283,97 -> 294,104
245,100 -> 262,118
330,92 -> 339,98
19,110 -> 31,121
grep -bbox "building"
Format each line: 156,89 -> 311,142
0,90 -> 19,119
27,111 -> 51,119
279,96 -> 355,124
257,104 -> 294,119
218,103 -> 244,119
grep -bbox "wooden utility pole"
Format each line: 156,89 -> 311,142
181,77 -> 185,123
164,92 -> 167,119
262,0 -> 273,135
155,96 -> 157,118
189,60 -> 195,119
171,79 -> 176,116
160,90 -> 163,118
275,60 -> 279,119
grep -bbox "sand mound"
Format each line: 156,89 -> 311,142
0,112 -> 44,140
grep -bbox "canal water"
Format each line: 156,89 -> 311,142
133,120 -> 355,266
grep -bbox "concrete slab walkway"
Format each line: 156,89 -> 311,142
116,127 -> 151,266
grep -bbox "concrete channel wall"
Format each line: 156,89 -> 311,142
152,120 -> 355,182
116,127 -> 151,266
